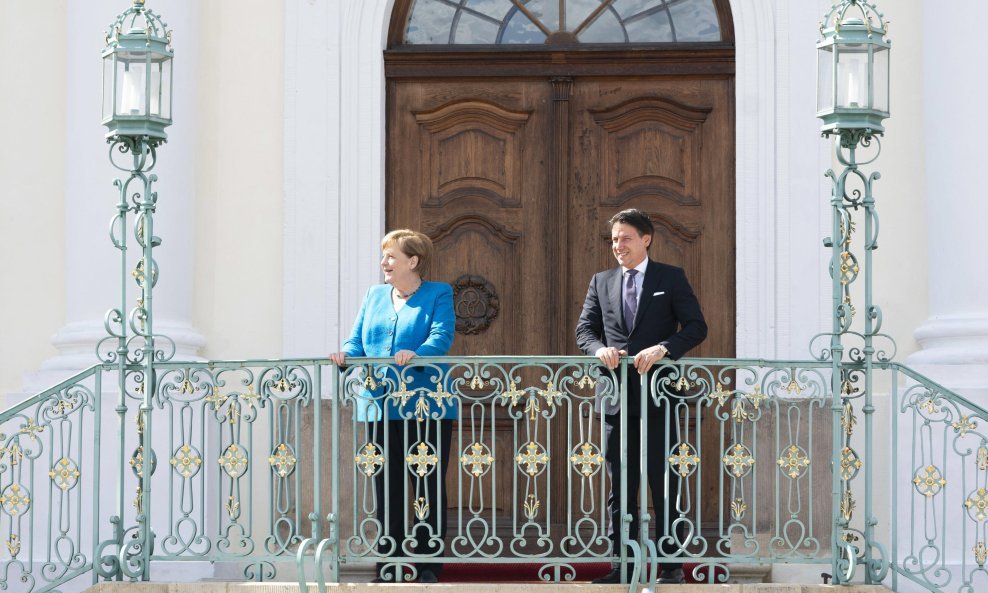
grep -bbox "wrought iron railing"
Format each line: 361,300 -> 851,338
891,365 -> 988,593
0,356 -> 985,593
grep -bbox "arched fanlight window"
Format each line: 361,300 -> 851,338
404,0 -> 723,45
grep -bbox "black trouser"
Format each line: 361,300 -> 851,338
603,403 -> 683,572
372,418 -> 453,580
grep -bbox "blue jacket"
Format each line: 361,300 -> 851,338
342,281 -> 457,420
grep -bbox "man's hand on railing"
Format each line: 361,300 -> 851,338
594,346 -> 627,369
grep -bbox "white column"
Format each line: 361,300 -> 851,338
22,0 -> 205,393
283,0 -> 387,358
906,0 -> 988,400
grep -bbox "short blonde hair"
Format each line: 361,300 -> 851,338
381,229 -> 434,279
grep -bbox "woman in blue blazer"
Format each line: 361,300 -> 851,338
331,229 -> 455,584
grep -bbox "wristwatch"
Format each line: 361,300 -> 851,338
656,343 -> 669,357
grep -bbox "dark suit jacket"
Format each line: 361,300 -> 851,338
575,259 -> 707,416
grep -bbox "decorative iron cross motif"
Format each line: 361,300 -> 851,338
839,447 -> 862,480
722,443 -> 755,477
570,443 -> 604,477
965,487 -> 988,522
515,442 -> 549,476
500,381 -> 524,407
777,445 -> 811,479
406,442 -> 439,477
268,443 -> 298,478
913,465 -> 946,498
668,443 -> 701,477
354,443 -> 385,477
460,442 -> 495,477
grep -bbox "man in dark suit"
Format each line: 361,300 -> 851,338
576,208 -> 707,584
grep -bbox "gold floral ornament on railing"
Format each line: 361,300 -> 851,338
731,498 -> 747,522
540,382 -> 563,406
668,443 -> 701,477
841,490 -> 855,522
516,442 -> 550,476
975,541 -> 987,568
0,484 -> 31,516
500,381 -> 524,407
777,445 -> 811,479
460,442 -> 495,478
842,400 -> 857,436
218,444 -> 249,478
268,443 -> 298,478
19,419 -> 44,441
50,458 -> 82,490
170,445 -> 203,479
723,443 -> 755,478
5,534 -> 19,558
979,447 -> 988,471
354,443 -> 385,477
710,382 -> 731,406
952,415 -> 977,436
272,377 -> 295,393
839,447 -> 862,480
1,443 -> 23,466
964,488 -> 988,522
225,496 -> 240,521
414,497 -> 430,521
912,465 -> 946,498
206,387 -> 227,411
524,494 -> 540,521
406,442 -> 439,477
570,443 -> 604,478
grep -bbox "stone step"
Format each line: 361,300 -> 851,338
87,582 -> 890,593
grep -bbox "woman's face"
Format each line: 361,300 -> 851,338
381,245 -> 419,285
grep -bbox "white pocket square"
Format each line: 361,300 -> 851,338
653,291 -> 665,296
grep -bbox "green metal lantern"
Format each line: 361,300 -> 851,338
101,0 -> 173,141
817,0 -> 890,136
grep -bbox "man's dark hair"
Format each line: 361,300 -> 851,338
608,208 -> 654,240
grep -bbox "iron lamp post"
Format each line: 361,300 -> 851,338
817,0 -> 891,140
102,0 -> 173,142
97,0 -> 174,581
815,0 -> 891,586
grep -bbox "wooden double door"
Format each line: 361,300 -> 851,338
386,72 -> 735,530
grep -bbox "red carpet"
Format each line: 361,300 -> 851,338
438,562 -> 726,583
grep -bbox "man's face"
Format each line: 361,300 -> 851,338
611,222 -> 650,269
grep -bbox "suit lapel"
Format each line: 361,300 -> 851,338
608,268 -> 626,334
632,260 -> 661,333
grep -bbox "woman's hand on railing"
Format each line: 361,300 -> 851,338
394,349 -> 416,365
329,352 -> 347,366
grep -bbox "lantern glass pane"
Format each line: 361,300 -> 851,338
115,53 -> 147,116
836,44 -> 868,108
102,55 -> 114,120
817,44 -> 834,112
873,45 -> 889,112
160,58 -> 172,120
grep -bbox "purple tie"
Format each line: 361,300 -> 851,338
624,269 -> 638,330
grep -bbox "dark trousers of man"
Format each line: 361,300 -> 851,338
373,418 -> 453,581
603,402 -> 683,572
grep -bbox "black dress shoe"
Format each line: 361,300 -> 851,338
657,568 -> 685,584
591,567 -> 623,584
418,570 -> 439,583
